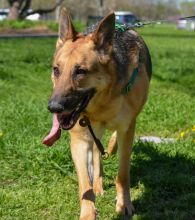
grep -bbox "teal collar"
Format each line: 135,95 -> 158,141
115,23 -> 126,32
122,67 -> 139,94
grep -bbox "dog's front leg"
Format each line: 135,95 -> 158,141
92,123 -> 104,196
93,142 -> 104,196
70,127 -> 96,220
115,120 -> 136,218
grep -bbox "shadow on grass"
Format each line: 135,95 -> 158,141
113,215 -> 131,220
132,142 -> 194,219
110,141 -> 195,220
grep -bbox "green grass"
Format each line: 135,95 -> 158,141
0,25 -> 195,220
0,20 -> 85,32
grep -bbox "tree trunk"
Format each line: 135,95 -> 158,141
6,0 -> 64,20
7,1 -> 20,20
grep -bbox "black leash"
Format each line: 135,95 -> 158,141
122,15 -> 195,29
79,116 -> 109,159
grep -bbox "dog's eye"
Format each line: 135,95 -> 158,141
75,68 -> 87,75
53,67 -> 60,77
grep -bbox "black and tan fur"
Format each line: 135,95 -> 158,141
45,8 -> 152,220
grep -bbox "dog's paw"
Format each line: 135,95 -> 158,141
80,200 -> 97,220
80,209 -> 97,220
93,177 -> 104,196
116,197 -> 135,218
80,213 -> 96,220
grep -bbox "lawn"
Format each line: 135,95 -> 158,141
0,25 -> 195,220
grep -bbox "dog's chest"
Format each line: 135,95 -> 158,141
88,96 -> 133,131
93,101 -> 132,132
104,108 -> 132,132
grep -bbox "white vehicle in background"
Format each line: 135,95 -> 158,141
0,9 -> 9,21
177,18 -> 187,29
186,18 -> 195,31
26,9 -> 40,21
115,11 -> 139,25
26,13 -> 40,21
87,11 -> 139,27
177,18 -> 195,31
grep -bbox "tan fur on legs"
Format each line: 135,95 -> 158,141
93,143 -> 104,196
115,120 -> 136,217
92,123 -> 104,196
70,125 -> 96,220
107,131 -> 118,155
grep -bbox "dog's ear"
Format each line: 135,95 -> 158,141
58,7 -> 77,43
93,12 -> 115,50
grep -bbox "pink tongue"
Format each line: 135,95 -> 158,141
42,114 -> 61,147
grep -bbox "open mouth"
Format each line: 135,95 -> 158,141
43,88 -> 95,147
57,91 -> 94,130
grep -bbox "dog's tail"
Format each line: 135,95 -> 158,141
107,131 -> 118,155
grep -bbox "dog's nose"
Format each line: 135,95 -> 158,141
48,100 -> 64,113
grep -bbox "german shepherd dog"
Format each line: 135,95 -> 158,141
43,8 -> 152,220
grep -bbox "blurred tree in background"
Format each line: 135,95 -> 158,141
64,0 -> 179,20
6,0 -> 64,20
61,0 -> 180,21
180,1 -> 195,16
104,0 -> 179,20
0,0 -> 186,21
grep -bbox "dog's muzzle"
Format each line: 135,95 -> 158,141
47,88 -> 95,130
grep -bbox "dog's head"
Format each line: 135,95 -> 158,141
48,8 -> 115,130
